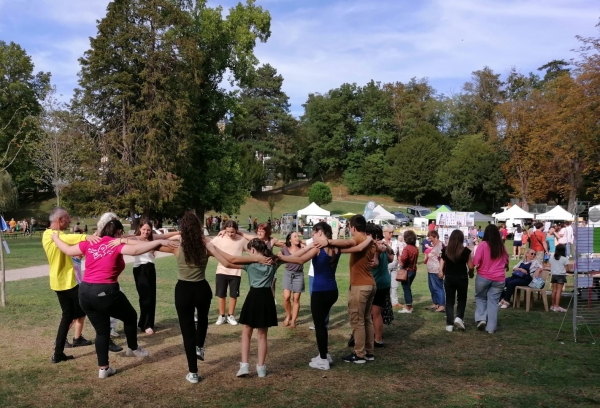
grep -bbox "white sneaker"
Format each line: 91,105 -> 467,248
311,353 -> 333,364
215,315 -> 226,325
309,357 -> 330,370
126,346 -> 149,357
445,325 -> 454,332
98,366 -> 116,379
236,362 -> 250,377
256,365 -> 267,378
477,321 -> 487,331
194,314 -> 198,323
110,328 -> 120,338
196,346 -> 204,361
551,306 -> 558,312
398,308 -> 413,314
308,326 -> 315,330
227,315 -> 238,326
454,317 -> 465,331
186,372 -> 199,384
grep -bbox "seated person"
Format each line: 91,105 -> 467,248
499,249 -> 543,308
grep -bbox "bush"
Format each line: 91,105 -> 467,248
308,182 -> 333,206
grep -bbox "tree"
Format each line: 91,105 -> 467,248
267,195 -> 276,222
232,64 -> 299,186
308,182 -> 332,206
0,41 -> 51,189
385,133 -> 451,203
0,169 -> 17,307
72,0 -> 272,220
31,92 -> 87,206
450,186 -> 474,211
435,134 -> 507,210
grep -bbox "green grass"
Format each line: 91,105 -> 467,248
0,251 -> 599,408
1,236 -> 48,269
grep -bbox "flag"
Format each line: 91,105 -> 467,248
0,216 -> 7,232
363,201 -> 376,220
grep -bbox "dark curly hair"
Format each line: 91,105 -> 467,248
179,211 -> 206,266
366,224 -> 383,240
285,232 -> 302,248
247,238 -> 278,262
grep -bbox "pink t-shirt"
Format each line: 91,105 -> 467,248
473,241 -> 508,282
79,236 -> 126,284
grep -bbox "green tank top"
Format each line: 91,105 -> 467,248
176,244 -> 208,282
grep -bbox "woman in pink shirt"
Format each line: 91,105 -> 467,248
473,224 -> 508,334
52,219 -> 174,379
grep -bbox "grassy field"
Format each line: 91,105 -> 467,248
1,252 -> 599,408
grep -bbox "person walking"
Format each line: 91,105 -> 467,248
211,220 -> 248,326
51,219 -> 173,378
382,225 -> 402,307
512,225 -> 523,260
43,207 -> 95,364
425,230 -> 445,313
473,224 -> 509,334
442,230 -> 474,332
529,222 -> 548,264
397,230 -> 419,314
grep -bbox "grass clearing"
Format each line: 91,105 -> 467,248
1,252 -> 599,408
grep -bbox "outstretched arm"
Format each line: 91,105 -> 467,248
121,239 -> 175,256
341,236 -> 373,253
52,233 -> 85,256
206,242 -> 242,269
314,236 -> 358,249
278,247 -> 319,264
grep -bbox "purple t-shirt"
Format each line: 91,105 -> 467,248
473,241 -> 508,282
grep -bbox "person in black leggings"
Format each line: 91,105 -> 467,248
278,222 -> 372,370
51,220 -> 173,378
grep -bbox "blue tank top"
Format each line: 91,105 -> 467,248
546,235 -> 555,252
311,248 -> 341,292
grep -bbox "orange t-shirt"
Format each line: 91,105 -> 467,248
530,230 -> 546,252
349,234 -> 376,286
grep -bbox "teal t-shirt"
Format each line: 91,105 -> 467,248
242,263 -> 278,288
371,252 -> 391,289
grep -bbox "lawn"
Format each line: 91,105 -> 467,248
1,253 -> 599,408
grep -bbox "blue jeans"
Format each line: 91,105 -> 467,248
400,270 -> 416,306
474,275 -> 504,333
428,273 -> 445,305
309,275 -> 329,326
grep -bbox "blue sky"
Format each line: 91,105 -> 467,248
1,0 -> 599,116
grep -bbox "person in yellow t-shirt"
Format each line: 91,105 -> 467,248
43,207 -> 99,363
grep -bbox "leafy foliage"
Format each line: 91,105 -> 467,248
307,182 -> 332,206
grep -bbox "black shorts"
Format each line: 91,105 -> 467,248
215,274 -> 241,298
551,275 -> 567,284
55,285 -> 86,319
372,287 -> 390,308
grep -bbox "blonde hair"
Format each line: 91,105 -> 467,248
382,225 -> 394,233
97,212 -> 118,231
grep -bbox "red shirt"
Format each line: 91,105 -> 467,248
428,223 -> 436,231
530,231 -> 546,252
400,245 -> 419,271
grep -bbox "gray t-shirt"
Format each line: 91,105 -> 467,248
550,256 -> 569,276
242,263 -> 278,288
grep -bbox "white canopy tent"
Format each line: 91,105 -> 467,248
297,202 -> 330,217
535,205 -> 574,221
370,205 -> 395,220
493,205 -> 534,221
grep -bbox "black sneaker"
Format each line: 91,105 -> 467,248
365,354 -> 375,361
51,353 -> 74,364
374,341 -> 385,348
347,335 -> 355,348
55,338 -> 73,348
72,335 -> 92,347
108,339 -> 123,353
342,353 -> 366,364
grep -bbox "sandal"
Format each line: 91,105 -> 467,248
426,304 -> 438,310
434,306 -> 445,313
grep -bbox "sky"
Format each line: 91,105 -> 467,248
1,0 -> 599,117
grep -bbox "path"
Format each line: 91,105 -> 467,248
5,252 -> 172,282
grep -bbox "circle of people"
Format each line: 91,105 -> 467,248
43,209 -> 572,383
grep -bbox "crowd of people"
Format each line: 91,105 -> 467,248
42,208 -> 576,384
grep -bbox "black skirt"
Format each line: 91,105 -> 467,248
239,287 -> 278,328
